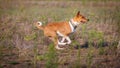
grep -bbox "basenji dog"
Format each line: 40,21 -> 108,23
35,11 -> 89,50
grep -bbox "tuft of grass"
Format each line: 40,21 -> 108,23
88,30 -> 104,47
75,46 -> 81,68
45,43 -> 58,68
0,65 -> 3,68
86,43 -> 93,68
71,40 -> 81,68
88,30 -> 105,55
86,29 -> 105,67
33,43 -> 38,68
8,61 -> 20,65
37,54 -> 47,61
24,33 -> 37,41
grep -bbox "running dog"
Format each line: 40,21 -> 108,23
35,11 -> 89,50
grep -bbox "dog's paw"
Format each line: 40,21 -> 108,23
66,42 -> 71,45
55,45 -> 64,50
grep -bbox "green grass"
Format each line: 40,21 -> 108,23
33,44 -> 38,68
87,48 -> 93,68
45,44 -> 58,68
24,33 -> 37,41
0,1 -> 120,68
75,45 -> 81,68
8,61 -> 20,65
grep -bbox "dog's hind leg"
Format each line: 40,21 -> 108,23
58,39 -> 66,45
50,37 -> 64,50
56,31 -> 67,45
55,44 -> 64,50
60,36 -> 71,45
60,37 -> 65,43
65,36 -> 71,44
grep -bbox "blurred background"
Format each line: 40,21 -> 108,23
0,0 -> 120,68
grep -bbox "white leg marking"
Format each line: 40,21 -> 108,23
71,19 -> 79,25
55,45 -> 64,50
65,36 -> 71,44
56,31 -> 67,45
60,37 -> 65,43
57,31 -> 64,36
58,40 -> 66,45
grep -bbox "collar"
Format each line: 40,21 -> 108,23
69,19 -> 77,32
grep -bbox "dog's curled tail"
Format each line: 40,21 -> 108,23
35,21 -> 44,30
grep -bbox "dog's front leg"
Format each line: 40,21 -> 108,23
58,39 -> 66,45
50,37 -> 64,50
59,36 -> 71,45
65,36 -> 71,44
60,37 -> 65,43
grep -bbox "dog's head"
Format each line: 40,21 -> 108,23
73,11 -> 89,24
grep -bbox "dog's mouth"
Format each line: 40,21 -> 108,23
80,19 -> 89,23
80,21 -> 86,23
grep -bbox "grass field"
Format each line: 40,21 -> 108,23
0,0 -> 120,68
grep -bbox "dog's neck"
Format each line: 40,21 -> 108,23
69,19 -> 78,32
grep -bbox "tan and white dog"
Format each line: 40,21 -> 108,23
35,11 -> 89,50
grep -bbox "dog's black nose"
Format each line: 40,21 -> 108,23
87,19 -> 89,21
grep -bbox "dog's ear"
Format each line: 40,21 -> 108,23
76,11 -> 80,17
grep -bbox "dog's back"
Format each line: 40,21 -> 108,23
43,22 -> 71,37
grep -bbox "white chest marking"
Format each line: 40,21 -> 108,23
69,19 -> 79,32
69,21 -> 74,32
71,19 -> 79,25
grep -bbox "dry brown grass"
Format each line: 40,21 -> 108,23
0,0 -> 120,68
